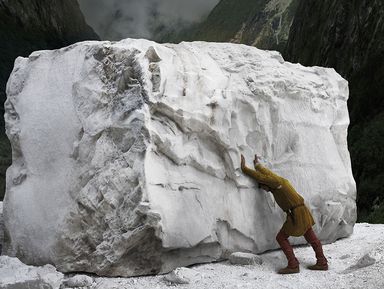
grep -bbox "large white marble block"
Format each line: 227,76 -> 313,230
3,39 -> 356,276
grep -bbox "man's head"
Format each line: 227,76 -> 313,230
259,183 -> 271,192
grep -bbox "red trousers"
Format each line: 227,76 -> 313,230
276,227 -> 327,268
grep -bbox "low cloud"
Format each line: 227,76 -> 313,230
78,0 -> 220,41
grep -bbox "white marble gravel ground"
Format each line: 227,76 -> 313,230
89,223 -> 384,289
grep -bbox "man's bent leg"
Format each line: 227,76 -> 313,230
304,227 -> 328,270
276,229 -> 300,274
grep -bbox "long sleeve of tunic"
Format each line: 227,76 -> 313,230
242,163 -> 315,236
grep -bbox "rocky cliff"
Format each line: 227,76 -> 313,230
0,0 -> 99,200
187,0 -> 299,51
284,0 -> 384,222
0,202 -> 3,254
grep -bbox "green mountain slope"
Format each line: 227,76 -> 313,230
284,0 -> 384,223
192,0 -> 267,42
181,0 -> 299,51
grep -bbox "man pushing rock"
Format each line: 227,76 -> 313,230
240,154 -> 328,274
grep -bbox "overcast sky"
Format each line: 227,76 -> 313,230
78,0 -> 220,41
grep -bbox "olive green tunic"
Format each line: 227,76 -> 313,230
243,163 -> 315,237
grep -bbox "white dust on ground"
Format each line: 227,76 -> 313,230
90,223 -> 384,289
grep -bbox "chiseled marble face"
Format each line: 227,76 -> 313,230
3,39 -> 356,277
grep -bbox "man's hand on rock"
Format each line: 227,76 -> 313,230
253,154 -> 259,167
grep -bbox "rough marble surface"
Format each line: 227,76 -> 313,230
3,39 -> 356,276
0,256 -> 63,289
